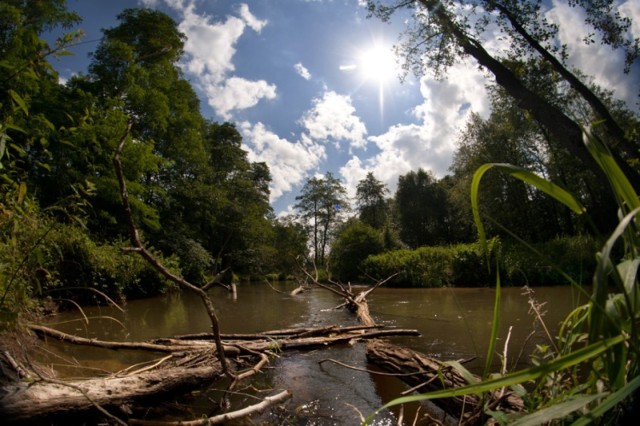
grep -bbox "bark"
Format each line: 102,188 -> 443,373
28,323 -> 420,355
366,339 -> 524,422
112,122 -> 229,374
1,360 -> 222,423
5,324 -> 420,422
418,0 -> 640,190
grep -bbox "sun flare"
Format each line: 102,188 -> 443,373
358,44 -> 399,84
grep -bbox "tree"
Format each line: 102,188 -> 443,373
395,169 -> 449,247
329,219 -> 385,282
356,172 -> 388,229
268,216 -> 309,276
367,0 -> 640,187
294,172 -> 350,265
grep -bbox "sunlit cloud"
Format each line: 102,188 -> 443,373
238,3 -> 267,32
294,62 -> 312,80
299,90 -> 368,150
207,77 -> 276,120
240,121 -> 326,202
156,0 -> 275,119
546,0 -> 640,110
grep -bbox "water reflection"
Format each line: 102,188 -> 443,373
42,283 -> 587,423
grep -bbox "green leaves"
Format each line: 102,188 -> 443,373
471,163 -> 586,252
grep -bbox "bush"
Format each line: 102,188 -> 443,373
501,235 -> 597,285
362,238 -> 500,287
329,220 -> 385,282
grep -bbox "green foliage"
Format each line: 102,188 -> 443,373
356,172 -> 388,229
329,219 -> 384,282
372,130 -> 640,424
295,172 -> 350,265
363,238 -> 500,287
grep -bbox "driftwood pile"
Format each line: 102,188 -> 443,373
1,323 -> 419,424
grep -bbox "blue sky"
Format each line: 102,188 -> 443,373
50,0 -> 640,215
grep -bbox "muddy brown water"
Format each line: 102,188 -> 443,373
41,283 -> 588,424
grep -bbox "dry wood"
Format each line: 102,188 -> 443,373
29,324 -> 419,356
129,390 -> 292,426
112,122 -> 229,375
366,340 -> 524,423
1,355 -> 222,423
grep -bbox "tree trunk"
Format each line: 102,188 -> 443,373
420,0 -> 640,190
2,360 -> 222,423
366,339 -> 524,423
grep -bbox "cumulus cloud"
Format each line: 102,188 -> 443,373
294,62 -> 312,80
238,3 -> 267,32
158,1 -> 275,118
240,122 -> 326,202
207,77 -> 276,120
338,61 -> 490,197
299,90 -> 368,150
546,0 -> 640,110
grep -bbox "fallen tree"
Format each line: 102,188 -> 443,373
366,339 -> 524,423
302,268 -> 399,326
1,324 -> 420,423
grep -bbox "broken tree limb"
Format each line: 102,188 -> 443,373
112,121 -> 229,375
128,390 -> 292,426
301,272 -> 399,327
366,340 -> 524,422
28,324 -> 420,356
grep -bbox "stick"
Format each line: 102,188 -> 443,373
129,390 -> 292,425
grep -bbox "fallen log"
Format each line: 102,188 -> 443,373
366,340 -> 524,423
8,324 -> 421,423
1,352 -> 223,424
28,324 -> 420,355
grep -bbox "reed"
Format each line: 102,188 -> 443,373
367,129 -> 640,424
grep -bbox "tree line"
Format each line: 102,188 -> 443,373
1,0 -> 639,318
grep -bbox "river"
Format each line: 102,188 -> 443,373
41,283 -> 589,424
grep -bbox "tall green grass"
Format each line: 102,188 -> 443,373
367,129 -> 639,424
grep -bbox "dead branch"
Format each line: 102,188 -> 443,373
366,340 -> 524,422
129,389 -> 291,426
112,121 -> 229,376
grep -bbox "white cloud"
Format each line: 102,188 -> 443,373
238,3 -> 267,33
240,122 -> 326,202
178,3 -> 245,83
546,0 -> 640,111
207,77 -> 276,120
337,61 -> 490,197
294,62 -> 312,80
158,0 -> 275,118
299,90 -> 368,150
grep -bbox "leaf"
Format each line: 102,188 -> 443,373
364,335 -> 625,424
471,163 -> 585,253
510,394 -> 604,426
617,259 -> 640,312
583,129 -> 640,212
484,267 -> 501,379
8,90 -> 28,116
571,375 -> 640,426
443,360 -> 478,385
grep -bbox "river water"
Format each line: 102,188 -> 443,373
41,283 -> 589,424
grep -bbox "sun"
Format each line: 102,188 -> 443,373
358,43 -> 399,84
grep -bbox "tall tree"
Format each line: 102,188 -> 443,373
395,169 -> 449,247
356,172 -> 388,229
295,172 -> 350,265
367,0 -> 640,187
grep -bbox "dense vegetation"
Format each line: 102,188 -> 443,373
2,1 -> 639,325
1,0 -> 639,422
